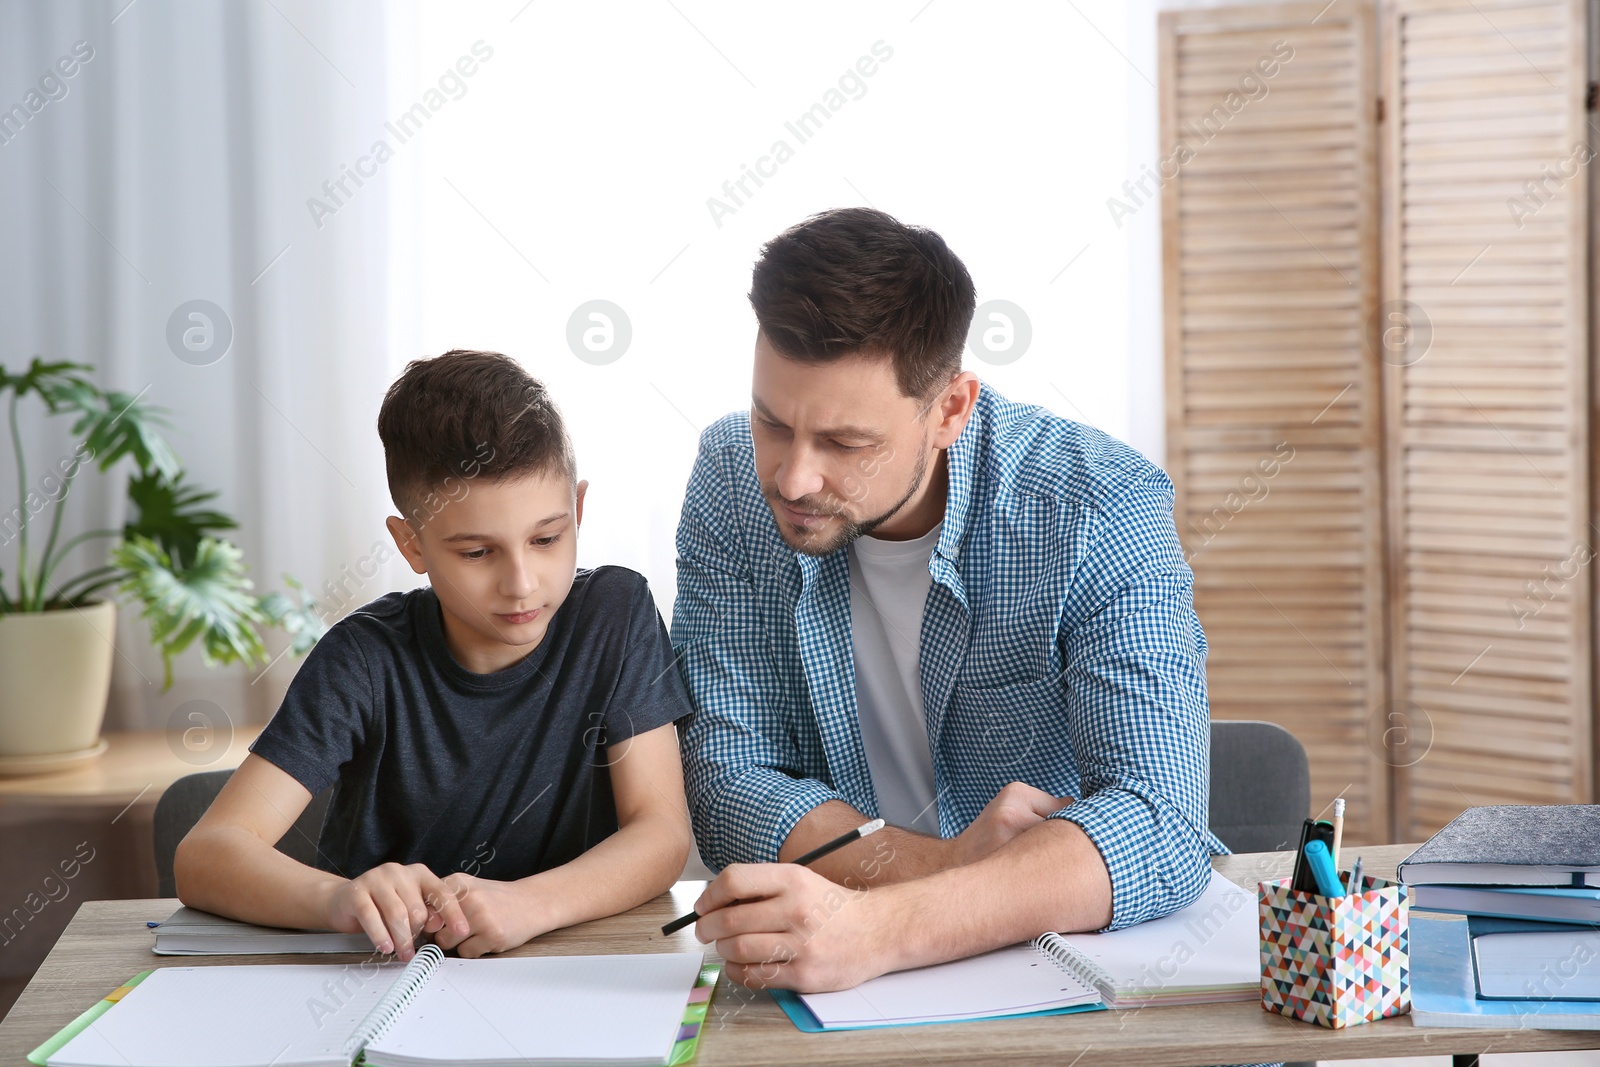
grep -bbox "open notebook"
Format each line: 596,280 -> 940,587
33,947 -> 712,1067
775,870 -> 1259,1031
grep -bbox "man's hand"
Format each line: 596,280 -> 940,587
693,863 -> 895,993
322,862 -> 468,961
431,872 -> 552,958
950,782 -> 1074,868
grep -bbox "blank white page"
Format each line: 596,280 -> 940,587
49,962 -> 404,1067
796,942 -> 1099,1027
361,952 -> 705,1066
1052,871 -> 1259,999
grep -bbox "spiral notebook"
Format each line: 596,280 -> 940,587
774,871 -> 1258,1031
34,947 -> 712,1067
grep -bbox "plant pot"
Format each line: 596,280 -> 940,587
0,599 -> 115,772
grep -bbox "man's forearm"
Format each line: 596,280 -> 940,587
871,818 -> 1114,974
778,800 -> 956,886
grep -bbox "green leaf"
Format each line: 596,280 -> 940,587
124,472 -> 237,570
70,388 -> 180,482
258,574 -> 328,657
1,358 -> 98,411
112,535 -> 268,691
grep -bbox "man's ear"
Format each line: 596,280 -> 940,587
384,515 -> 428,575
932,372 -> 981,449
574,479 -> 589,529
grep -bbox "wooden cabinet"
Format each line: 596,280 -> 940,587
1160,0 -> 1595,842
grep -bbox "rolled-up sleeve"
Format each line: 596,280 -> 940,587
1049,468 -> 1217,930
672,429 -> 845,870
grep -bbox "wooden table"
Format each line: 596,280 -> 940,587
3,845 -> 1598,1066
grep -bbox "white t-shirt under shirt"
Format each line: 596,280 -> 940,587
847,521 -> 943,834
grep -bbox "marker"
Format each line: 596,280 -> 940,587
661,818 -> 886,936
1291,818 -> 1336,894
1305,839 -> 1345,898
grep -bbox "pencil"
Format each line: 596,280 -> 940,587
1331,797 -> 1345,870
660,818 -> 886,936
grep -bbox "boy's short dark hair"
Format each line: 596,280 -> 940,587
748,207 -> 977,399
377,350 -> 575,525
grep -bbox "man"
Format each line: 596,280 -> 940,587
672,207 -> 1223,994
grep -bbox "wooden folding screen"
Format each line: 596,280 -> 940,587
1160,2 -> 1390,844
1381,0 -> 1592,838
1163,0 -> 1595,844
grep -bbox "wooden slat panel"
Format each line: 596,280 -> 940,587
1161,1 -> 1388,845
1382,0 -> 1591,838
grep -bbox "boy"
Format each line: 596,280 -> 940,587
176,350 -> 693,960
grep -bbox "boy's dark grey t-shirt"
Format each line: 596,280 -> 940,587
249,565 -> 691,882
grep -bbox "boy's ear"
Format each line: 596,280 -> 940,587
385,515 -> 428,575
574,479 -> 588,528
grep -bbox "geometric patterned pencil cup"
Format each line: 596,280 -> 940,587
1259,874 -> 1411,1028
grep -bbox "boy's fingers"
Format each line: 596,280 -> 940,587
421,873 -> 470,935
376,889 -> 415,960
352,895 -> 393,954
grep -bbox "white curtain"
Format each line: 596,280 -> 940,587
0,0 -> 418,731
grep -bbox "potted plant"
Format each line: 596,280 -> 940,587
0,358 -> 324,772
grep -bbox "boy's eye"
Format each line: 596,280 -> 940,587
534,534 -> 562,547
461,548 -> 488,560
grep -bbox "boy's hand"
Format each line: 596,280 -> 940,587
430,872 -> 550,958
323,862 -> 469,961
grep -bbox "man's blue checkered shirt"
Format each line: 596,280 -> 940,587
671,383 -> 1226,930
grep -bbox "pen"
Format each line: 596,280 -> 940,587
1331,798 -> 1345,869
661,818 -> 886,936
1347,854 -> 1364,896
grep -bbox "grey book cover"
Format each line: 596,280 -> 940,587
1402,805 -> 1600,869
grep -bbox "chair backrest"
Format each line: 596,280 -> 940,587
152,769 -> 333,897
1209,719 -> 1311,853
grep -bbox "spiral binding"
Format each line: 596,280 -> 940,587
1032,931 -> 1112,995
341,943 -> 444,1062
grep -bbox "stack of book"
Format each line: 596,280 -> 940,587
1399,804 -> 1600,1028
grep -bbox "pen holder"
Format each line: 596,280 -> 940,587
1258,873 -> 1410,1029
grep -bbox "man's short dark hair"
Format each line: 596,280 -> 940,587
377,349 -> 575,525
749,207 -> 977,399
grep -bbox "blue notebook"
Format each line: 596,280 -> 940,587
768,941 -> 1107,1031
1412,915 -> 1600,1028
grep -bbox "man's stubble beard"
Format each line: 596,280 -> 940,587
765,431 -> 932,557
